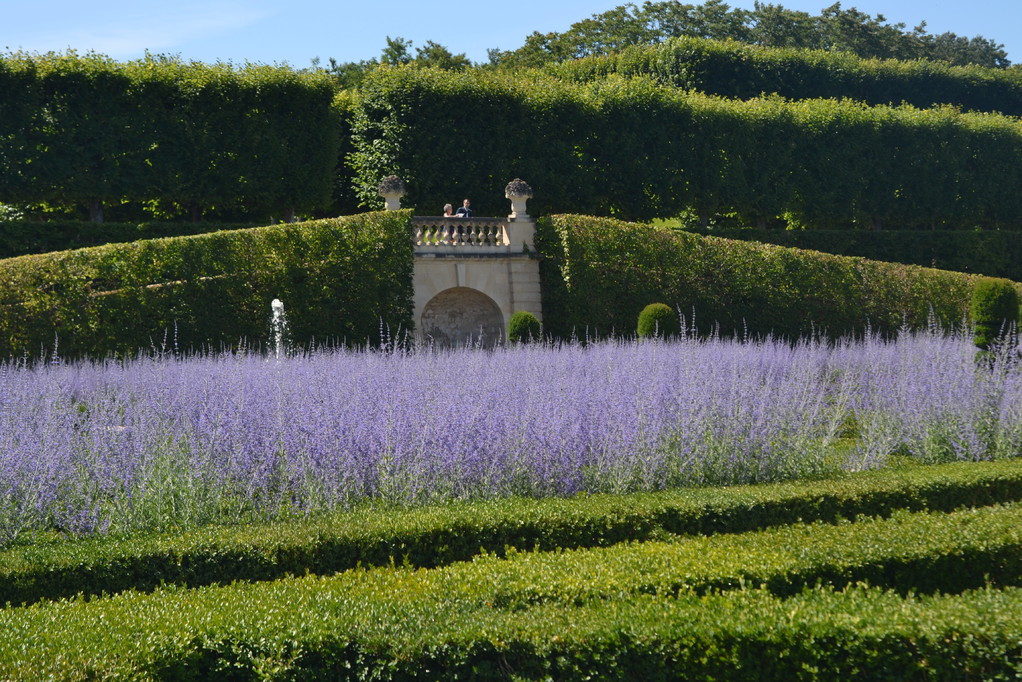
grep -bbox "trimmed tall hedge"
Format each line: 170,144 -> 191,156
537,214 -> 1001,340
0,53 -> 341,220
0,211 -> 414,358
549,35 -> 1022,116
348,66 -> 1022,228
678,228 -> 1022,282
0,220 -> 257,259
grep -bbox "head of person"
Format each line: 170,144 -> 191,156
462,199 -> 470,208
443,203 -> 453,215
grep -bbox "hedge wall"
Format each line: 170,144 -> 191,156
537,214 -> 993,340
347,67 -> 598,217
3,459 -> 1020,607
0,211 -> 413,358
348,67 -> 1022,229
680,228 -> 1022,282
549,36 -> 1022,116
0,53 -> 341,220
0,220 -> 259,259
6,553 -> 1022,678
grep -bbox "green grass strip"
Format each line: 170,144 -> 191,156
3,458 -> 1022,606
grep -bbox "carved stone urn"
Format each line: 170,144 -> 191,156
505,178 -> 533,218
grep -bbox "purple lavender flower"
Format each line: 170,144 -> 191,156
0,328 -> 1016,542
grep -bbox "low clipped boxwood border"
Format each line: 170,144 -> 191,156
4,559 -> 1022,678
468,503 -> 1022,609
4,459 -> 1022,606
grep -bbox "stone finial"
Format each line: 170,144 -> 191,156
505,178 -> 533,218
378,175 -> 405,210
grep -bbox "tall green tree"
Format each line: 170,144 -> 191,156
489,1 -> 1011,69
314,37 -> 471,90
381,36 -> 414,65
927,32 -> 1009,68
415,41 -> 471,70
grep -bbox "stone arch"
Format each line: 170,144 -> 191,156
420,287 -> 504,348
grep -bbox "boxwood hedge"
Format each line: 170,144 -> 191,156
3,537 -> 1022,678
537,214 -> 1001,339
550,35 -> 1022,116
0,210 -> 413,358
349,66 -> 1022,229
2,459 -> 1021,607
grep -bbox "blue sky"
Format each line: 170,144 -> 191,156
3,1 -> 1020,67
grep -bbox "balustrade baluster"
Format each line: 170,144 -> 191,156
410,218 -> 515,250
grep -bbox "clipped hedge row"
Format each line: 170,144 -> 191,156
537,214 -> 999,339
347,67 -> 596,218
3,459 -> 1022,606
3,563 -> 1022,677
468,504 -> 1022,608
0,211 -> 413,358
0,220 -> 257,259
550,35 -> 1022,116
0,53 -> 341,220
679,227 -> 1022,281
350,66 -> 1022,228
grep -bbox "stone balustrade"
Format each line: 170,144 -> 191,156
412,216 -> 521,254
382,177 -> 542,346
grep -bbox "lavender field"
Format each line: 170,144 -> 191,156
1,329 -> 1019,544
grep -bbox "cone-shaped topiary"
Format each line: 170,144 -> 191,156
637,303 -> 680,338
972,277 -> 1020,350
508,311 -> 542,343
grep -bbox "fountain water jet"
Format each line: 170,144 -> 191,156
270,298 -> 287,359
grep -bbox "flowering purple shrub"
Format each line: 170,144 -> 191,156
0,329 -> 1017,543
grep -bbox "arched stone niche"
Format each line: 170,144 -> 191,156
420,287 -> 504,348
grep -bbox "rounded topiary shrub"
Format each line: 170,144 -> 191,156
508,311 -> 542,343
637,303 -> 680,338
972,277 -> 1020,350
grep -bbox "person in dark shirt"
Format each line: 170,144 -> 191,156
456,199 -> 472,217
